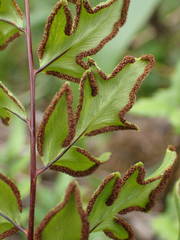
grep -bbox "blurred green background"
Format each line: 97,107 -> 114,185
0,0 -> 179,239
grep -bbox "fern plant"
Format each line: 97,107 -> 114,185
0,0 -> 177,240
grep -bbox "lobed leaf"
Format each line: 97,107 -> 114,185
35,182 -> 89,240
37,81 -> 111,175
50,146 -> 111,176
0,0 -> 23,50
37,0 -> 130,82
0,81 -> 26,125
75,55 -> 155,136
0,173 -> 22,239
87,147 -> 176,239
37,55 -> 155,174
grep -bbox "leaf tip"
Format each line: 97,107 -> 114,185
99,152 -> 112,162
60,0 -> 68,5
134,162 -> 144,167
167,145 -> 176,152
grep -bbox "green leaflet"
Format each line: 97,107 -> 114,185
35,182 -> 89,240
37,81 -> 111,176
37,55 -> 154,171
37,84 -> 111,174
50,146 -> 111,176
87,147 -> 176,238
0,0 -> 23,50
37,0 -> 130,82
76,55 -> 155,136
0,173 -> 22,239
37,83 -> 76,165
0,81 -> 26,125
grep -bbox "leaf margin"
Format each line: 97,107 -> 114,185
87,146 -> 176,238
87,146 -> 176,217
0,0 -> 23,50
50,147 -> 110,176
34,181 -> 89,240
37,0 -> 131,83
0,81 -> 25,125
104,217 -> 134,240
76,54 -> 155,136
37,83 -> 76,156
0,173 -> 22,239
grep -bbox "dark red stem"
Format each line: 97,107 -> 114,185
24,0 -> 37,239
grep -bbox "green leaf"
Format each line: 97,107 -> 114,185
0,81 -> 26,125
37,83 -> 76,165
76,55 -> 155,137
0,0 -> 23,50
87,147 -> 176,238
50,146 -> 111,176
35,182 -> 89,240
37,0 -> 130,82
37,55 -> 154,169
0,173 -> 22,239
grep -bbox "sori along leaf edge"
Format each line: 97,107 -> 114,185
37,54 -> 155,176
87,146 -> 176,238
75,54 -> 155,136
35,182 -> 89,240
0,173 -> 22,239
0,0 -> 23,50
0,81 -> 26,125
37,0 -> 130,82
